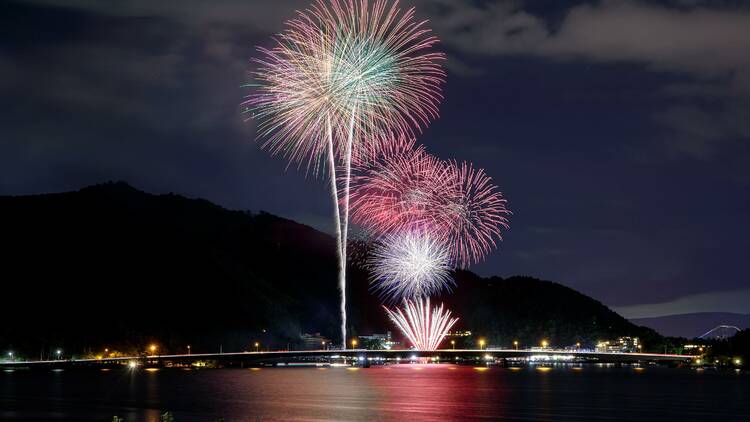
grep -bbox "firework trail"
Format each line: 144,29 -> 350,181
244,0 -> 444,348
384,297 -> 458,350
369,231 -> 454,302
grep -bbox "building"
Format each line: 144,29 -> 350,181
300,333 -> 331,350
683,344 -> 708,356
357,331 -> 400,350
596,337 -> 641,353
445,330 -> 472,338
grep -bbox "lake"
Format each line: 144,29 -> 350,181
1,365 -> 749,421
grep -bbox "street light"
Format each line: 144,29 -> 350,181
254,342 -> 260,352
576,342 -> 581,350
149,344 -> 157,355
187,345 -> 191,355
56,349 -> 62,360
321,341 -> 326,350
451,340 -> 456,350
7,352 -> 13,361
513,340 -> 519,350
351,339 -> 358,348
541,340 -> 549,349
479,339 -> 485,350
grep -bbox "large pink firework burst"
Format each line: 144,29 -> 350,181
348,139 -> 452,235
350,143 -> 510,268
243,0 -> 445,170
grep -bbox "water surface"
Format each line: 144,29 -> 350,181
1,365 -> 748,421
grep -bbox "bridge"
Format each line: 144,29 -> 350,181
0,348 -> 693,370
699,325 -> 742,339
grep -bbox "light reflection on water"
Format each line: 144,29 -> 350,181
0,365 -> 748,421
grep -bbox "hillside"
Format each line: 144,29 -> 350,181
0,182 -> 662,356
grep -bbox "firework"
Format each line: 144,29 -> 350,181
369,231 -> 454,302
348,140 -> 452,236
244,0 -> 445,169
384,297 -> 458,350
244,0 -> 444,348
350,144 -> 510,268
439,161 -> 511,268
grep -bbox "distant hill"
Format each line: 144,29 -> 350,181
0,182 -> 663,356
631,313 -> 750,338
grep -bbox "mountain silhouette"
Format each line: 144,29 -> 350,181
0,182 -> 663,356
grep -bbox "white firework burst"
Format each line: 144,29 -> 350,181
384,297 -> 459,350
369,231 -> 454,302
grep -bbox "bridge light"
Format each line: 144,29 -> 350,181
735,358 -> 742,366
479,339 -> 485,350
351,339 -> 358,348
451,340 -> 455,350
254,342 -> 260,352
541,340 -> 549,348
149,344 -> 157,354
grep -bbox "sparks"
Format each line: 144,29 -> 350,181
369,231 -> 453,302
384,297 -> 458,350
244,0 -> 445,170
439,161 -> 511,268
348,139 -> 452,236
350,142 -> 511,268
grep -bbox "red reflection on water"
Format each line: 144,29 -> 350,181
364,364 -> 508,420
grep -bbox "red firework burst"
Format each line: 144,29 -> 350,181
439,161 -> 511,267
347,139 -> 452,235
350,143 -> 510,268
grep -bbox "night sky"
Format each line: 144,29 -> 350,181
2,0 -> 749,319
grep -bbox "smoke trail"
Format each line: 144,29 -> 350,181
326,117 -> 346,349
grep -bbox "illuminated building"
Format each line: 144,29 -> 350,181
596,337 -> 640,353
